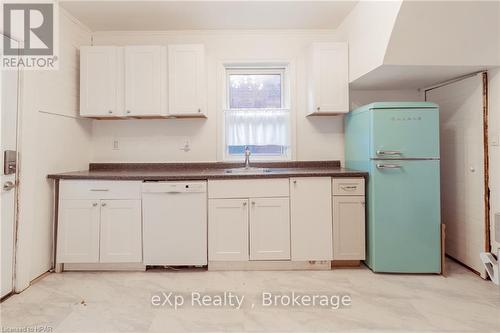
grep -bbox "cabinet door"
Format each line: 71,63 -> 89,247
208,199 -> 249,261
308,42 -> 348,114
125,46 -> 166,117
333,196 -> 366,260
80,46 -> 121,117
99,200 -> 142,263
250,197 -> 290,260
168,44 -> 206,116
290,178 -> 333,260
57,200 -> 100,263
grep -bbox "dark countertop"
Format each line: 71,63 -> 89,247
47,161 -> 368,181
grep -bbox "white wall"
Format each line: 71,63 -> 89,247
15,10 -> 93,290
489,68 -> 500,252
335,1 -> 402,82
91,31 -> 345,163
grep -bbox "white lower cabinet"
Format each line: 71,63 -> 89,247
290,177 -> 333,260
208,199 -> 249,261
250,198 -> 290,261
99,200 -> 142,263
208,197 -> 290,262
57,181 -> 142,264
332,194 -> 366,260
57,200 -> 100,263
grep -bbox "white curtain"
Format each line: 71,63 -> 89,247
225,109 -> 289,147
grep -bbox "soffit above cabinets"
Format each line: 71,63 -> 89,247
59,0 -> 358,31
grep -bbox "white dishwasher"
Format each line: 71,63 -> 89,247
142,181 -> 207,266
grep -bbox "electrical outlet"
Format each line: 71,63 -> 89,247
180,138 -> 191,152
490,131 -> 500,147
112,139 -> 120,150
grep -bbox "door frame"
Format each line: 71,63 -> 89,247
424,71 -> 491,272
1,33 -> 23,300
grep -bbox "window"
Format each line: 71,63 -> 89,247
224,67 -> 290,160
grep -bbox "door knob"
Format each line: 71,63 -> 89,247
2,181 -> 15,191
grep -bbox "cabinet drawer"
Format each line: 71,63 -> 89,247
60,180 -> 142,200
208,179 -> 289,199
332,178 -> 365,196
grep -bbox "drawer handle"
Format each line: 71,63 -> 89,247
376,150 -> 401,156
90,189 -> 109,192
376,164 -> 402,169
340,185 -> 357,191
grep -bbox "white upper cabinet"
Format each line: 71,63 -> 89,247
80,46 -> 122,118
125,46 -> 167,117
307,42 -> 349,115
168,44 -> 206,117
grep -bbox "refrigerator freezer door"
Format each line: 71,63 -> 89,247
371,108 -> 439,159
366,159 -> 441,273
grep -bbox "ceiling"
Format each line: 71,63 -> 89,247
59,1 -> 358,31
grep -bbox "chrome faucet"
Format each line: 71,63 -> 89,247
244,146 -> 251,169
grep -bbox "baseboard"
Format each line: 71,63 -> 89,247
63,263 -> 146,271
331,260 -> 361,268
208,260 -> 331,271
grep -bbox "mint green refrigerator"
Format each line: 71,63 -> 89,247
345,102 -> 441,273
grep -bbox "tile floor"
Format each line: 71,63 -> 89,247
1,260 -> 499,332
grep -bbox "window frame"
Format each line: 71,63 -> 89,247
222,64 -> 292,162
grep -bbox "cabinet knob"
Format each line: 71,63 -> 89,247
108,110 -> 113,114
197,108 -> 201,113
126,110 -> 131,114
316,107 -> 320,111
243,202 -> 247,206
92,202 -> 98,207
101,203 -> 107,207
293,180 -> 297,185
251,201 -> 255,205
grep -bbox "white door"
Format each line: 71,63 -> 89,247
249,197 -> 290,260
208,199 -> 249,261
100,200 -> 142,263
308,42 -> 349,114
426,73 -> 488,277
125,46 -> 165,117
1,35 -> 20,298
290,177 -> 333,260
57,200 -> 100,263
168,44 -> 206,116
80,46 -> 121,117
332,196 -> 366,260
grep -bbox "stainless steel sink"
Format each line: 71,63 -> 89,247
224,167 -> 273,174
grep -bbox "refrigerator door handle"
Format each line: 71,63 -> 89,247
376,150 -> 402,156
376,163 -> 402,169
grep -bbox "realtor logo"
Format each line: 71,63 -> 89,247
2,1 -> 58,69
3,3 -> 53,55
